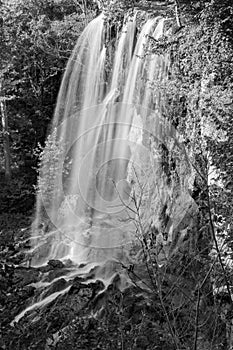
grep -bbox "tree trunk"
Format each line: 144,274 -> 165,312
174,0 -> 181,28
81,0 -> 87,25
0,80 -> 11,180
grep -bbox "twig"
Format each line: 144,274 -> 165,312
206,189 -> 232,303
193,288 -> 201,350
191,159 -> 232,303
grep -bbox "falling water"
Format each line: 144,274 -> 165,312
32,13 -> 168,278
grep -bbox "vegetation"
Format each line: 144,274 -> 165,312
0,0 -> 233,349
0,0 -> 96,213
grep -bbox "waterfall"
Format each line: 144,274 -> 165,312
31,13 -> 171,276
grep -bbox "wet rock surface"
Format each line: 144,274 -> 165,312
0,233 -> 170,350
0,254 -> 177,350
0,222 -> 228,350
12,267 -> 40,286
47,259 -> 65,269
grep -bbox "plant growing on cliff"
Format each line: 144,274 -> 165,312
141,0 -> 233,347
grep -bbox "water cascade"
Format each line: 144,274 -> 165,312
31,13 -> 172,281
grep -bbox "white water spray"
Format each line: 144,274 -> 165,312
32,14 -> 167,276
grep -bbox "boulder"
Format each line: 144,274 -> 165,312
47,260 -> 64,269
42,278 -> 68,298
12,267 -> 40,287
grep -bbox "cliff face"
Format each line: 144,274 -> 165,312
1,2 -> 232,349
97,2 -> 208,268
122,2 -> 233,347
127,107 -> 199,264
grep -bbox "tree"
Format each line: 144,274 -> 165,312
0,79 -> 11,180
0,0 -> 95,212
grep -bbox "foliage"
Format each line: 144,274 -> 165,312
101,0 -> 174,28
0,0 -> 233,349
143,0 -> 233,347
0,0 -> 95,212
148,0 -> 232,240
36,129 -> 64,210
